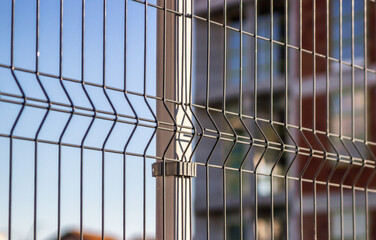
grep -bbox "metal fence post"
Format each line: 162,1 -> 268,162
155,0 -> 194,238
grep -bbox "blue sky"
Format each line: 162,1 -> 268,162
0,0 -> 159,239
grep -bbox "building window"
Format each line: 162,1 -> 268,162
226,5 -> 285,86
331,209 -> 365,240
257,12 -> 285,82
331,0 -> 364,62
227,20 -> 241,87
330,88 -> 365,138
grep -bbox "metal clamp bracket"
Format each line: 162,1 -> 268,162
152,161 -> 197,178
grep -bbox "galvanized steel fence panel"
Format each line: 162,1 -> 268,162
0,0 -> 376,239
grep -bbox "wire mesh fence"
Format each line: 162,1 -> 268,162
0,0 -> 376,239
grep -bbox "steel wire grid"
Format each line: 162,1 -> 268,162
0,0 -> 376,239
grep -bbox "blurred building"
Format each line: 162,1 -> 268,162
192,0 -> 376,239
59,231 -> 154,240
60,231 -> 117,240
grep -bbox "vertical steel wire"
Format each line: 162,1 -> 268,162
364,1 -> 372,240
237,0 -> 255,234
350,0 -> 357,239
221,0 -> 240,238
33,0 -> 52,238
284,0 -> 290,234
8,1 -> 27,239
56,0 -> 76,239
298,0 -> 303,238
312,2 -> 317,238
325,0 -> 333,238
79,1 -> 99,238
253,1 -> 258,238
100,0 -> 119,238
